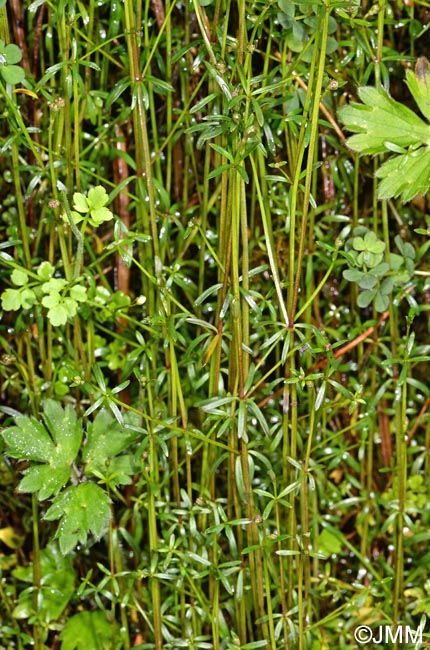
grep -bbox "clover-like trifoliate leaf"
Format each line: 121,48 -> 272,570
0,39 -> 25,84
353,231 -> 385,254
44,483 -> 111,554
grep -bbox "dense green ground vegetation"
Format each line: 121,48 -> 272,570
1,0 -> 430,648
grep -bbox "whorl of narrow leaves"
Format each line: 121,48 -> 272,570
338,57 -> 430,202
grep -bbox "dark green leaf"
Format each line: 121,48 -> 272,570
19,465 -> 70,500
12,544 -> 75,622
376,146 -> 430,202
357,289 -> 376,308
83,409 -> 138,476
339,86 -> 430,155
406,57 -> 430,122
375,291 -> 390,312
44,483 -> 111,554
59,611 -> 119,650
42,399 -> 82,462
2,415 -> 55,462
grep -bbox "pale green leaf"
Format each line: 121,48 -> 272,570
11,269 -> 29,286
317,528 -> 344,557
46,303 -> 69,326
352,236 -> 365,251
66,210 -> 84,225
21,288 -> 37,309
1,287 -> 22,310
357,289 -> 376,309
357,275 -> 378,290
375,291 -> 390,312
41,277 -> 67,293
41,292 -> 61,309
37,261 -> 55,280
63,297 -> 78,317
87,185 -> 109,209
69,285 -> 87,302
88,207 -> 113,226
343,268 -> 364,283
12,544 -> 75,623
72,192 -> 89,213
364,231 -> 385,253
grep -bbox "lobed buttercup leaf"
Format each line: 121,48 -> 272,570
19,465 -> 71,500
1,400 -> 82,500
406,57 -> 430,122
375,146 -> 430,202
44,483 -> 111,554
338,85 -> 430,155
339,62 -> 430,202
